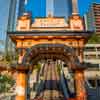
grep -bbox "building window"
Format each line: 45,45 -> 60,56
87,78 -> 100,88
97,79 -> 100,87
84,47 -> 96,52
97,47 -> 100,51
85,55 -> 97,59
98,55 -> 100,59
88,79 -> 97,88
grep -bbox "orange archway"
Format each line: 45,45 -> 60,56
7,13 -> 92,100
13,44 -> 87,100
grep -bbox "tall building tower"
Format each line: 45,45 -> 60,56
7,0 -> 25,31
85,3 -> 100,35
26,0 -> 78,19
46,0 -> 54,16
46,0 -> 73,18
7,0 -> 17,31
6,0 -> 25,56
0,0 -> 11,52
25,0 -> 46,19
18,0 -> 25,16
54,0 -> 72,18
46,0 -> 72,18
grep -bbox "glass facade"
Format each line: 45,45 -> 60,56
7,0 -> 17,31
46,0 -> 54,16
8,0 -> 25,31
7,0 -> 25,57
18,0 -> 25,16
0,0 -> 11,52
26,0 -> 72,19
54,0 -> 72,18
25,0 -> 46,19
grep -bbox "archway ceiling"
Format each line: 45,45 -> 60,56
22,44 -> 81,70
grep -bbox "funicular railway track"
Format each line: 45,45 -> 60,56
34,61 -> 65,100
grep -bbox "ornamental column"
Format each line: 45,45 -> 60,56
17,48 -> 26,64
74,69 -> 87,100
79,48 -> 84,63
72,0 -> 78,14
16,70 -> 27,100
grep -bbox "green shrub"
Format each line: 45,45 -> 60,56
88,34 -> 100,43
0,74 -> 15,93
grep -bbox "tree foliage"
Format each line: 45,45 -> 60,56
88,34 -> 100,43
0,74 -> 15,93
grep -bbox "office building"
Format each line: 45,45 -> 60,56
26,0 -> 72,18
25,0 -> 46,19
7,0 -> 26,58
54,0 -> 72,18
8,0 -> 25,31
85,3 -> 100,35
7,0 -> 17,32
18,0 -> 25,16
46,0 -> 73,18
84,44 -> 100,66
0,0 -> 12,52
46,0 -> 54,16
26,0 -> 78,19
